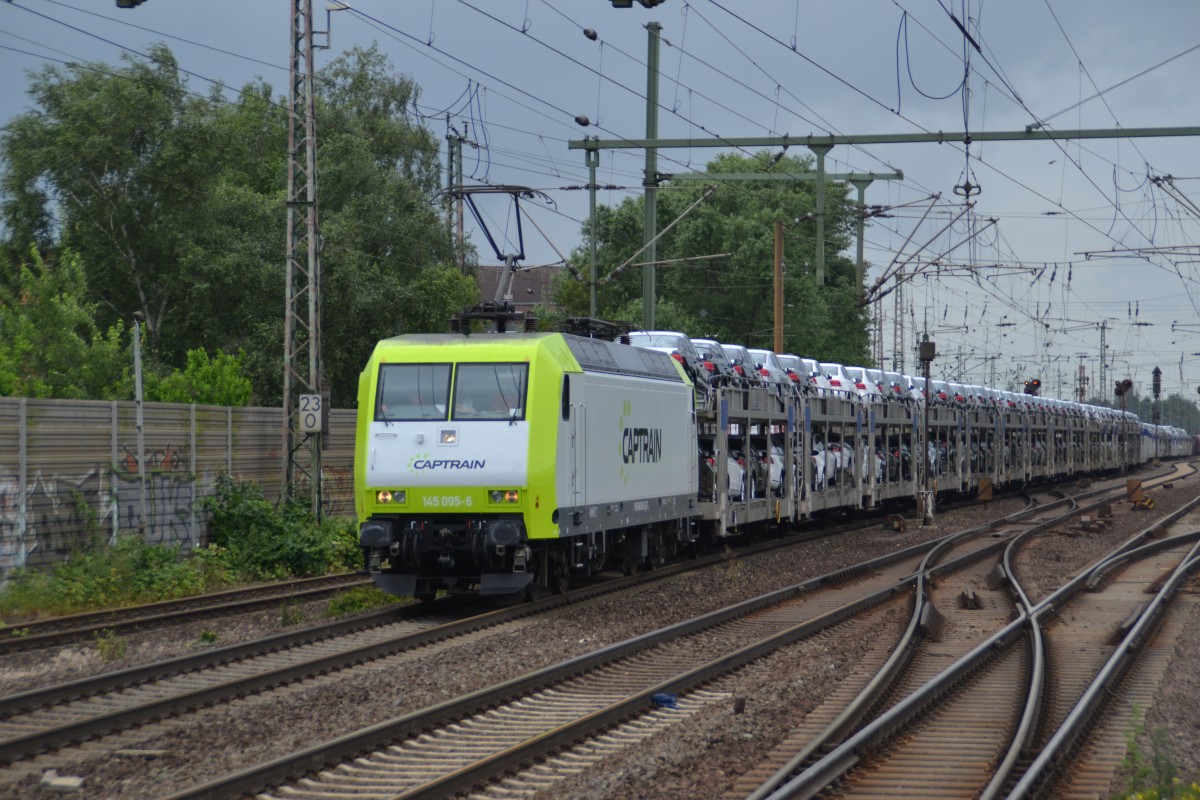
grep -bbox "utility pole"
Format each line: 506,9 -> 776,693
445,114 -> 454,239
919,336 -> 936,524
1152,366 -> 1163,462
1098,320 -> 1107,400
283,0 -> 330,516
812,144 -> 831,286
446,123 -> 476,271
893,273 -> 905,374
642,21 -> 661,330
587,142 -> 600,318
774,220 -> 784,352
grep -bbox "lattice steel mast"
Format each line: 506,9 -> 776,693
283,0 -> 326,515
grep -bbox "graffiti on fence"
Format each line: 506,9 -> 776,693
0,476 -> 26,584
323,466 -> 353,517
120,443 -> 192,475
112,442 -> 198,548
290,464 -> 354,518
0,468 -> 116,585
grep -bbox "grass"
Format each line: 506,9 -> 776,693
325,585 -> 400,617
1114,707 -> 1200,800
94,628 -> 127,662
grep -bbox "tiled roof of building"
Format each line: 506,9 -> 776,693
474,264 -> 563,312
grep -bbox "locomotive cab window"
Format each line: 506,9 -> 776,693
376,363 -> 450,421
453,363 -> 528,421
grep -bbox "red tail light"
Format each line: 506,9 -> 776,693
733,365 -> 746,376
670,352 -> 685,364
703,361 -> 716,373
855,382 -> 866,389
706,457 -> 715,466
737,457 -> 745,466
787,371 -> 800,382
759,368 -> 770,377
829,379 -> 841,386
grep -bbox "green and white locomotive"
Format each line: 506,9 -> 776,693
355,333 -> 698,600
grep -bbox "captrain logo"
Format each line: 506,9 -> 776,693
617,398 -> 663,469
407,453 -> 486,472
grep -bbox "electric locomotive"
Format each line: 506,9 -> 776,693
354,332 -> 698,600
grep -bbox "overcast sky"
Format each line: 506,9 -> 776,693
4,0 -> 1200,400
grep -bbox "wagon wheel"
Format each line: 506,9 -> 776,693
524,574 -> 546,603
550,556 -> 571,595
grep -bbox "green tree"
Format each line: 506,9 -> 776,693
562,151 -> 870,364
0,248 -> 128,399
2,47 -> 223,345
314,44 -> 473,401
2,43 -> 473,406
144,348 -> 253,406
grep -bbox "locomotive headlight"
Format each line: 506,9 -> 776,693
488,489 -> 520,504
376,489 -> 406,504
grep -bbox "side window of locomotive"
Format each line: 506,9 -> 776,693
561,375 -> 570,421
376,363 -> 450,421
453,363 -> 529,421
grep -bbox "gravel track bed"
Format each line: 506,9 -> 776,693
529,473 -> 1200,800
4,469 -> 1195,799
0,595 -> 352,697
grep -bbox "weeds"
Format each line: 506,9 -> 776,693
196,630 -> 219,645
279,600 -> 304,627
94,628 -> 127,662
1116,706 -> 1200,799
326,586 -> 399,617
722,546 -> 745,587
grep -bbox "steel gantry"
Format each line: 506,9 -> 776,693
570,124 -> 1200,333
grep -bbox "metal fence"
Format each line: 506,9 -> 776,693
0,398 -> 355,582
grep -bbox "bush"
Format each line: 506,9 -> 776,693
201,474 -> 358,581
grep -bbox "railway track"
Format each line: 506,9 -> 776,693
157,483 -> 1120,800
0,572 -> 372,654
743,463 -> 1200,799
0,468 -> 1180,796
0,494 -> 1020,768
0,482 -> 1018,661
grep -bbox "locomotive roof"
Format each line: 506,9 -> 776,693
372,333 -> 687,383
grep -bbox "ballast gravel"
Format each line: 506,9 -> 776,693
2,467 -> 1198,799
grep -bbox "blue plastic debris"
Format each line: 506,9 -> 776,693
651,692 -> 678,709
